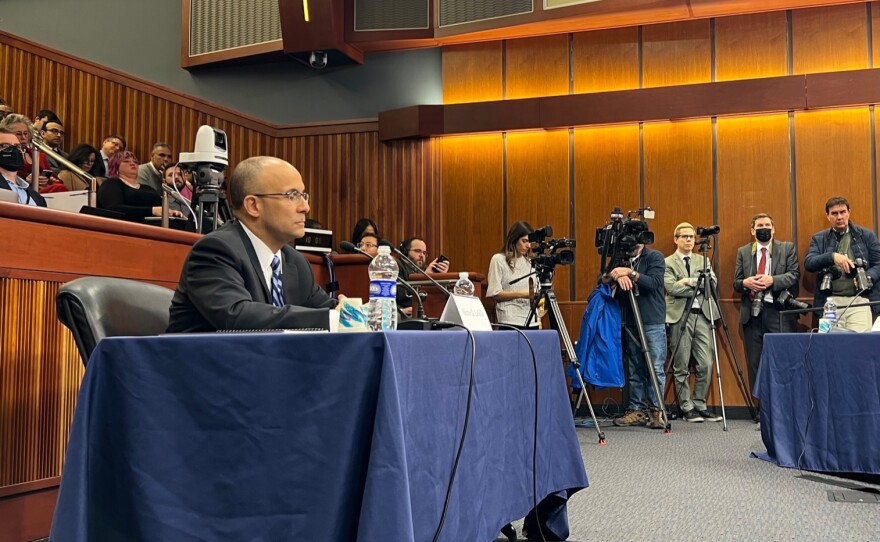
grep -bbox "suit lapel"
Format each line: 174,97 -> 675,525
233,221 -> 271,301
281,248 -> 300,303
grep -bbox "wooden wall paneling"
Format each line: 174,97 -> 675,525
715,113 -> 791,392
714,11 -> 789,81
642,19 -> 712,88
642,120 -> 714,256
572,27 -> 640,94
792,3 -> 870,74
795,108 -> 874,297
874,2 -> 879,68
441,42 -> 504,104
572,124 -> 641,302
441,135 -> 504,276
505,34 -> 570,99
506,130 -> 572,301
715,114 -> 792,301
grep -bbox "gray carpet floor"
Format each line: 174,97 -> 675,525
503,419 -> 880,541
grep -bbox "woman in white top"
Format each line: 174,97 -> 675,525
487,221 -> 537,328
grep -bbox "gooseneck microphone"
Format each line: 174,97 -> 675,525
379,239 -> 452,299
340,241 -> 427,319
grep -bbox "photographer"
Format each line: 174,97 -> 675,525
804,196 -> 880,332
733,213 -> 800,394
606,243 -> 667,429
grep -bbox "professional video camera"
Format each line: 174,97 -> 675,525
529,225 -> 576,268
179,125 -> 229,188
595,207 -> 655,273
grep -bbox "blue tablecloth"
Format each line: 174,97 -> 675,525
50,330 -> 588,541
755,333 -> 880,475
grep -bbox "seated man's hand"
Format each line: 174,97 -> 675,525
334,294 -> 348,311
428,258 -> 449,273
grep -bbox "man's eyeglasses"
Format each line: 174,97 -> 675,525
357,242 -> 378,249
409,249 -> 428,256
252,190 -> 310,203
45,128 -> 65,136
676,234 -> 695,240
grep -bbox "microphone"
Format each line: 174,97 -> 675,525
379,238 -> 452,299
162,183 -> 189,204
342,240 -> 427,319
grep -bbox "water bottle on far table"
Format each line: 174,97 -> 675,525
820,296 -> 837,332
367,245 -> 399,331
453,272 -> 475,297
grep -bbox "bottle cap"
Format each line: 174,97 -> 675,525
459,272 -> 468,279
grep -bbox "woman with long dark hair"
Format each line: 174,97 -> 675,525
486,221 -> 536,327
350,218 -> 378,245
58,143 -> 99,191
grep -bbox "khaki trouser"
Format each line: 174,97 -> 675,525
830,295 -> 873,332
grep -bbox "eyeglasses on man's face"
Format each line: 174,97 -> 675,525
252,189 -> 310,203
45,128 -> 65,136
676,234 -> 695,240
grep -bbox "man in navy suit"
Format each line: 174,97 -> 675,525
167,156 -> 338,332
733,213 -> 799,394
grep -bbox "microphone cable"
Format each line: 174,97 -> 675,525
492,323 -> 546,542
431,323 -> 476,542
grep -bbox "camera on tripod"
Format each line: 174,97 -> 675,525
179,125 -> 229,189
529,226 -> 576,268
595,207 -> 655,273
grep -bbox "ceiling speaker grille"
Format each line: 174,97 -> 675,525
355,0 -> 429,31
439,0 -> 533,27
189,0 -> 282,57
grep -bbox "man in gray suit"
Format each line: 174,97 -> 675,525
136,141 -> 172,192
665,222 -> 722,423
733,213 -> 799,394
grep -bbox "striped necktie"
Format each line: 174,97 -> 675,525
271,255 -> 285,308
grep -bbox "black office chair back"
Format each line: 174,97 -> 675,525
56,277 -> 174,366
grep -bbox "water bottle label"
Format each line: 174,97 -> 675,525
369,279 -> 397,299
824,311 -> 837,321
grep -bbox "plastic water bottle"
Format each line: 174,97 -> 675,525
453,272 -> 475,297
823,296 -> 838,326
367,245 -> 399,331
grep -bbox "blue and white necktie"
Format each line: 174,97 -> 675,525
270,255 -> 285,308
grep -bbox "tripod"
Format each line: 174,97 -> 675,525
668,238 -> 757,430
192,185 -> 232,234
519,265 -> 606,444
619,287 -> 672,433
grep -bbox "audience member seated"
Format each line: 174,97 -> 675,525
163,165 -> 192,218
92,134 -> 126,178
96,150 -> 183,223
33,109 -> 58,131
40,118 -> 68,170
348,218 -> 379,250
357,233 -> 380,257
58,144 -> 99,191
396,237 -> 450,317
0,114 -> 52,183
137,142 -> 172,192
0,127 -> 46,206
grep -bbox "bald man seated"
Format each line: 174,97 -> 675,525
167,156 -> 338,332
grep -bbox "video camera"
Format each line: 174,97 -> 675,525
529,225 -> 576,269
178,125 -> 229,189
595,207 -> 655,273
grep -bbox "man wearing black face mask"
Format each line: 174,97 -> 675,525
733,213 -> 799,395
0,127 -> 47,207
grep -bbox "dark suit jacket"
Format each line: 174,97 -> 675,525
804,222 -> 880,314
732,239 -> 800,325
0,177 -> 47,207
167,220 -> 337,332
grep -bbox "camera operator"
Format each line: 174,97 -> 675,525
804,196 -> 880,332
605,243 -> 667,429
664,222 -> 722,423
733,213 -> 800,394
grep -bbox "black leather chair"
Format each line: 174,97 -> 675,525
56,277 -> 175,366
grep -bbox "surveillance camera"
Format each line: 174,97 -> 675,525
309,51 -> 328,69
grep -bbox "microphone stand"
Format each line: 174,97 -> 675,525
379,239 -> 453,331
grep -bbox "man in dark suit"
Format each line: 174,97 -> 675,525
92,134 -> 125,178
167,156 -> 338,332
665,222 -> 722,423
0,128 -> 47,207
733,213 -> 799,394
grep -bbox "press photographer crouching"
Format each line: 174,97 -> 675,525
804,196 -> 880,332
598,209 -> 668,430
733,213 -> 802,394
